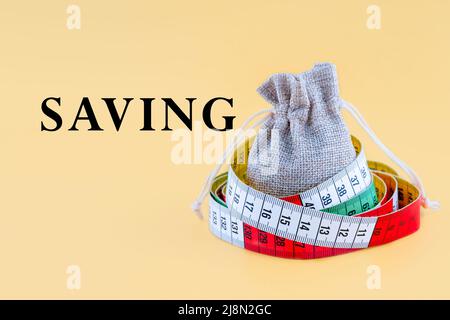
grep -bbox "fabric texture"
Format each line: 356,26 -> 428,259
247,63 -> 356,197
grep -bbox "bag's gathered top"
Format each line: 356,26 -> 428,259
248,63 -> 356,197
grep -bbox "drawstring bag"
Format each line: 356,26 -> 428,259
247,63 -> 356,197
191,63 -> 438,219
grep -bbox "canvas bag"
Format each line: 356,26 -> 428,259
247,63 -> 356,197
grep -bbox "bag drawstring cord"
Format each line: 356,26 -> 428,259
341,100 -> 439,210
191,108 -> 274,219
191,101 -> 439,219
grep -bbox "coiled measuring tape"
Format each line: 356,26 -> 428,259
207,136 -> 421,259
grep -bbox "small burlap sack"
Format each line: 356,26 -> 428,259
247,63 -> 356,197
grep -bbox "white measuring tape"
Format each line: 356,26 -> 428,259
194,100 -> 438,259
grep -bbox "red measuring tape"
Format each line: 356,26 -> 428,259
194,101 -> 438,259
207,138 -> 423,259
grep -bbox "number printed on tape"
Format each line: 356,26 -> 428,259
334,216 -> 360,248
230,215 -> 245,248
295,209 -> 322,243
277,202 -> 302,239
257,198 -> 283,234
209,201 -> 221,238
314,214 -> 342,247
219,206 -> 232,243
208,137 -> 424,258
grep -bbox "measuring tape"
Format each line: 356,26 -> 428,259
207,136 -> 422,259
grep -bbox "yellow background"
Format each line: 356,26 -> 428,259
1,0 -> 449,299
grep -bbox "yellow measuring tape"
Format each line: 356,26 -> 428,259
206,136 -> 424,259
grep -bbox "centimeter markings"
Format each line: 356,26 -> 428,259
231,135 -> 370,209
208,158 -> 421,256
322,181 -> 378,216
228,151 -> 372,216
225,144 -> 376,248
209,195 -> 245,248
232,143 -> 372,213
210,191 -> 378,250
299,151 -> 371,210
213,137 -> 416,250
225,168 -> 378,249
300,152 -> 372,210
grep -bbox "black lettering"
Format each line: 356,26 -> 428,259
162,98 -> 195,131
202,97 -> 235,131
102,98 -> 133,131
140,98 -> 155,131
41,97 -> 62,131
68,97 -> 103,131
